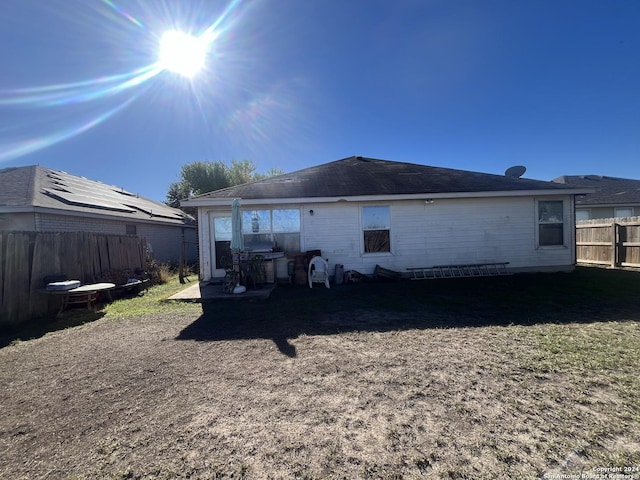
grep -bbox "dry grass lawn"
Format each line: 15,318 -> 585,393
1,268 -> 639,479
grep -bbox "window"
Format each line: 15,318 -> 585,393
213,217 -> 232,241
125,224 -> 137,235
575,210 -> 590,221
213,217 -> 232,268
538,200 -> 564,246
242,209 -> 300,252
362,205 -> 390,253
272,209 -> 301,252
615,208 -> 633,218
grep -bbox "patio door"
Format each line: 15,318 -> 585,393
209,214 -> 232,278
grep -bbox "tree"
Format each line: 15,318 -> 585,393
227,159 -> 257,186
165,160 -> 284,208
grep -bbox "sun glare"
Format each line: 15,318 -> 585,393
158,30 -> 208,78
1,0 -> 247,162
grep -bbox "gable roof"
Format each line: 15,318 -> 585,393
0,165 -> 193,225
552,175 -> 640,206
184,156 -> 588,206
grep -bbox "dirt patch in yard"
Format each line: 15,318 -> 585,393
1,273 -> 640,479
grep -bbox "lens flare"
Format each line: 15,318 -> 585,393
0,94 -> 141,162
0,65 -> 160,108
0,0 -> 246,163
201,0 -> 244,41
102,0 -> 146,29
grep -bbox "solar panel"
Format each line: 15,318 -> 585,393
124,203 -> 184,220
43,189 -> 137,213
42,169 -> 189,222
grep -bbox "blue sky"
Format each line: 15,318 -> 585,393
1,0 -> 638,202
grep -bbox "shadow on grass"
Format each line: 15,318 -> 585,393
0,309 -> 106,349
176,267 -> 640,355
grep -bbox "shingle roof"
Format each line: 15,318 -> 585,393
0,165 -> 38,206
0,165 -> 193,225
552,175 -> 640,206
189,156 -> 581,202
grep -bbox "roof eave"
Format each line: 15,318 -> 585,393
0,205 -> 194,226
182,188 -> 592,207
577,202 -> 640,208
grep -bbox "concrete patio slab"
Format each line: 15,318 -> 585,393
168,282 -> 276,302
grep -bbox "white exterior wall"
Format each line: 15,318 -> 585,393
302,196 -> 574,274
197,194 -> 576,281
198,207 -> 215,279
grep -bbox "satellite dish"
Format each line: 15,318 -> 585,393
505,165 -> 527,178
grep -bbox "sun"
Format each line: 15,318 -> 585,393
158,30 -> 208,78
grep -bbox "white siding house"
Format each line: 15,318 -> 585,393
184,157 -> 590,281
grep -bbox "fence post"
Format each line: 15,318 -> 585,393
179,228 -> 185,284
611,221 -> 618,268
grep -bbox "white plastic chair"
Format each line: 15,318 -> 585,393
308,256 -> 330,288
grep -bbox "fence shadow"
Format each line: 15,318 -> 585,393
176,268 -> 640,355
0,310 -> 106,349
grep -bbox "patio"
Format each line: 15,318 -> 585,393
167,281 -> 277,302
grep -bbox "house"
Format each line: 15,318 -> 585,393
0,165 -> 197,264
552,175 -> 640,220
182,156 -> 591,282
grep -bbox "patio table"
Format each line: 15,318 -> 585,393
40,282 -> 116,316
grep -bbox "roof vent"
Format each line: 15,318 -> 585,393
505,165 -> 526,178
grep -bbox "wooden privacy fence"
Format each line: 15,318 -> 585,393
1,231 -> 147,327
576,217 -> 640,268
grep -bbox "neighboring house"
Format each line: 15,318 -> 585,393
0,165 -> 196,264
183,156 -> 591,282
552,175 -> 640,220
